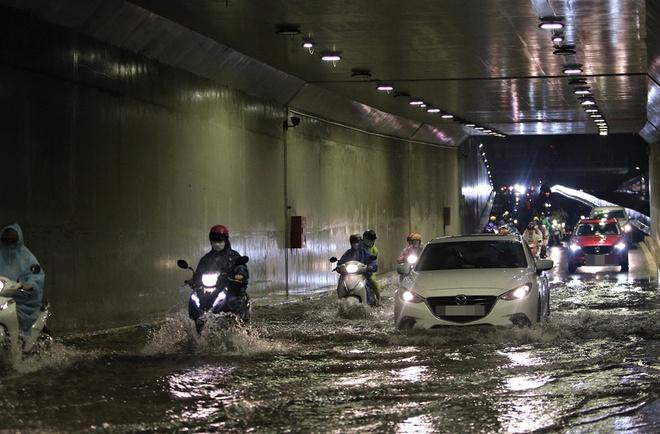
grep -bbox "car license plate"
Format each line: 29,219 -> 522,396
437,305 -> 485,316
585,254 -> 617,265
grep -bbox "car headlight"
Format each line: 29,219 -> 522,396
500,283 -> 532,300
399,290 -> 425,303
569,244 -> 581,252
615,242 -> 627,250
345,263 -> 359,273
201,273 -> 219,287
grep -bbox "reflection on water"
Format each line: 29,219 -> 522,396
0,270 -> 658,433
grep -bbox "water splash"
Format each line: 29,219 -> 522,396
140,311 -> 288,357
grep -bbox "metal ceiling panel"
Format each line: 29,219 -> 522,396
2,0 -> 656,146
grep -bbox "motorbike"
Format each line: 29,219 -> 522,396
527,240 -> 541,259
0,264 -> 51,355
396,253 -> 419,281
329,256 -> 376,306
551,219 -> 565,244
177,256 -> 250,332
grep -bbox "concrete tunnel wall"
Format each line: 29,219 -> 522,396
0,11 -> 488,333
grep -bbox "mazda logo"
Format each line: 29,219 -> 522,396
455,294 -> 468,305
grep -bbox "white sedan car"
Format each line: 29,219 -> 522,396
394,234 -> 554,329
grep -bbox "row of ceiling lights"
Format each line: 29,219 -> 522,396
539,17 -> 609,136
276,24 -> 506,138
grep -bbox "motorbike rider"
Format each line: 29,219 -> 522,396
522,222 -> 543,259
0,224 -> 46,334
534,216 -> 550,258
190,225 -> 249,321
483,216 -> 499,233
397,233 -> 424,281
361,230 -> 382,306
337,234 -> 378,306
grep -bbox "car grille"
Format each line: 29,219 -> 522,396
426,295 -> 498,323
580,246 -> 615,255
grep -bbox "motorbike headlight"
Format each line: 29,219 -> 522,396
345,263 -> 359,273
615,242 -> 627,250
400,290 -> 425,303
500,283 -> 532,300
201,273 -> 219,287
407,254 -> 418,264
569,244 -> 581,252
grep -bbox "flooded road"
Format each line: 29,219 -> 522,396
1,242 -> 659,433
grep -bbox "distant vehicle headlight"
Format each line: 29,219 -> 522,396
569,244 -> 581,252
615,242 -> 627,250
345,263 -> 359,273
500,283 -> 532,300
400,290 -> 425,303
624,224 -> 632,233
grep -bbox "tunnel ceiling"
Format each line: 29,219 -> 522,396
123,0 -> 649,139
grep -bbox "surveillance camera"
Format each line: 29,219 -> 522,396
291,116 -> 300,126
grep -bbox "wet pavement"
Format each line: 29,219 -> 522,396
0,241 -> 658,433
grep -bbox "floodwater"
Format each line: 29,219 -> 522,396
1,243 -> 659,433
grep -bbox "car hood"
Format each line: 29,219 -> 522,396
408,268 -> 532,295
573,235 -> 624,247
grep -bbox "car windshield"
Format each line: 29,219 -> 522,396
415,240 -> 527,270
592,210 -> 627,220
576,222 -> 620,236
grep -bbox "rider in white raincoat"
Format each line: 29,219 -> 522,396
0,224 -> 45,333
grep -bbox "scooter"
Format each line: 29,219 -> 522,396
329,256 -> 375,305
551,219 -> 565,244
177,256 -> 250,332
396,253 -> 419,282
527,240 -> 541,259
0,265 -> 51,355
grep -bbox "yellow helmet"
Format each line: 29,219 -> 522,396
411,233 -> 422,241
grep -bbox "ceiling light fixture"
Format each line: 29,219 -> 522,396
573,87 -> 591,94
409,98 -> 425,106
568,78 -> 588,85
377,84 -> 394,93
553,45 -> 576,55
441,113 -> 454,119
275,24 -> 301,36
320,52 -> 342,66
552,33 -> 565,43
351,69 -> 372,79
427,108 -> 441,113
563,65 -> 583,74
301,36 -> 317,53
579,98 -> 596,106
539,17 -> 564,30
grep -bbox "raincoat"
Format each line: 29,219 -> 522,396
337,241 -> 378,305
0,224 -> 45,333
194,239 -> 249,288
